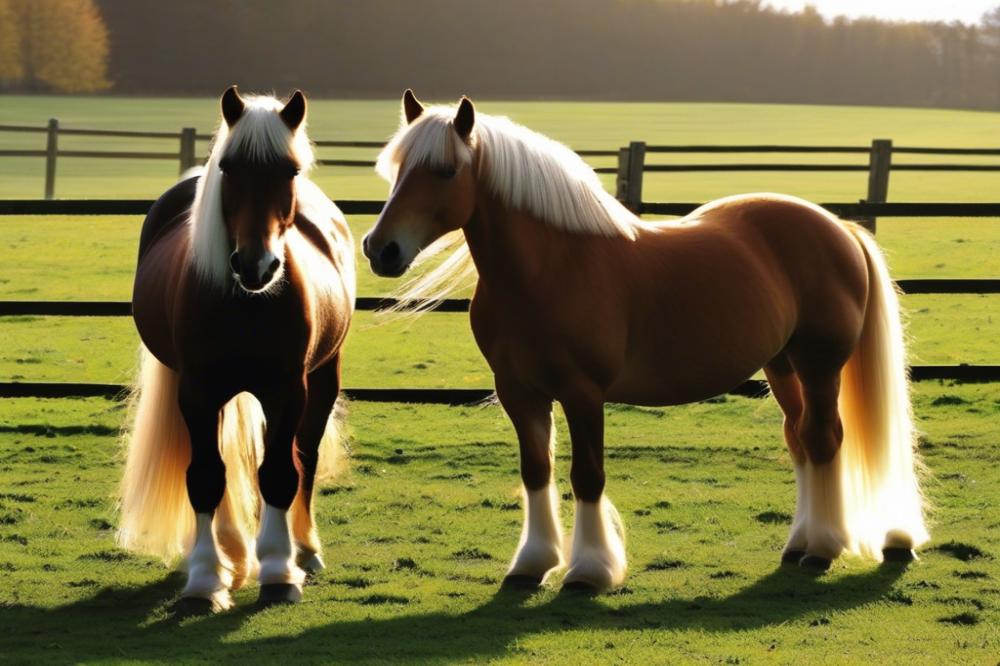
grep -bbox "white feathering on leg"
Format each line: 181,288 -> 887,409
564,497 -> 627,591
182,513 -> 233,609
256,504 -> 305,586
507,484 -> 565,581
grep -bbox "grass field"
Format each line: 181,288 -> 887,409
1,95 -> 1000,663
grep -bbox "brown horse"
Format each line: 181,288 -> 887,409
363,91 -> 928,592
118,87 -> 355,611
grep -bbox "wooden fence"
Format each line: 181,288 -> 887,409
0,120 -> 389,199
2,121 -> 1000,403
5,120 -> 1000,223
1,198 -> 999,402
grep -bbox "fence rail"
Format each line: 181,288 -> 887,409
6,198 -> 1000,220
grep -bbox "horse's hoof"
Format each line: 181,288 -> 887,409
799,555 -> 832,572
258,583 -> 302,607
172,596 -> 219,617
882,547 -> 916,563
501,574 -> 543,591
561,580 -> 600,595
298,552 -> 326,576
781,550 -> 806,566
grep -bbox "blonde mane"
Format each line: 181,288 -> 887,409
189,95 -> 318,290
375,104 -> 638,313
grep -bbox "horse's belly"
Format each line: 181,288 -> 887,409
605,291 -> 790,406
606,350 -> 768,406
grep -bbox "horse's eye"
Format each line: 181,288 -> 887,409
436,166 -> 457,179
218,159 -> 231,175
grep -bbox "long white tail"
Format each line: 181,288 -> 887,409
117,347 -> 264,566
836,224 -> 929,558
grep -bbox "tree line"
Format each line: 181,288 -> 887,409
0,0 -> 109,93
3,0 -> 1000,110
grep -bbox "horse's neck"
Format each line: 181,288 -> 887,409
463,194 -> 566,293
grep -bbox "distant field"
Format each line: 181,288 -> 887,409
2,97 -> 1000,662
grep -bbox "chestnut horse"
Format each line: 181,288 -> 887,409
118,87 -> 355,611
363,91 -> 928,592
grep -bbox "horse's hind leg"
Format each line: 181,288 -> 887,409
763,355 -> 808,565
789,349 -> 853,571
561,384 -> 626,592
290,358 -> 342,574
496,378 -> 564,589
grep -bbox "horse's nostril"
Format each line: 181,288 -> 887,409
362,234 -> 371,257
229,251 -> 240,273
268,257 -> 281,274
381,241 -> 400,263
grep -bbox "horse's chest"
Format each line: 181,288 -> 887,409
179,294 -> 310,373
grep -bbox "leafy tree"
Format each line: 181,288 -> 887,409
0,0 -> 25,85
0,0 -> 110,93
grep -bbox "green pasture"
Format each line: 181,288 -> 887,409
1,96 -> 1000,663
1,385 -> 999,663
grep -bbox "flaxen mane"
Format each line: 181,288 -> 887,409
375,104 -> 638,312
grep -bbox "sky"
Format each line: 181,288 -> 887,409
764,1 -> 997,25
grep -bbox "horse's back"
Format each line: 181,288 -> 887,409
138,175 -> 198,261
689,193 -> 869,326
133,176 -> 199,369
605,194 -> 869,403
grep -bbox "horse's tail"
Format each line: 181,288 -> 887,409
837,223 -> 929,558
117,347 -> 193,561
117,346 -> 264,573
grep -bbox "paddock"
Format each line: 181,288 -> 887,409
1,98 -> 998,662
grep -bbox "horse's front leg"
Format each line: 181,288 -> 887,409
290,357 -> 342,574
496,378 -> 564,589
561,385 -> 627,592
177,378 -> 234,613
256,376 -> 308,606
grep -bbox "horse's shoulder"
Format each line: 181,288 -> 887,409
138,175 -> 199,261
293,183 -> 353,261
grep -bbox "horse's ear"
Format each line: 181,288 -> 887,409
221,85 -> 245,127
453,96 -> 475,140
403,89 -> 424,124
280,90 -> 307,130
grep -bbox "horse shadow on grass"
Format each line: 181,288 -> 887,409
0,563 -> 909,662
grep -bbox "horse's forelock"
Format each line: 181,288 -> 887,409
221,96 -> 314,171
376,108 -> 472,184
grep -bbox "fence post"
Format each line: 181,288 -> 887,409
615,141 -> 646,213
44,118 -> 58,200
615,147 -> 630,202
179,127 -> 197,174
862,139 -> 892,234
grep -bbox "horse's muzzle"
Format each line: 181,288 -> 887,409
363,236 -> 406,277
230,250 -> 281,292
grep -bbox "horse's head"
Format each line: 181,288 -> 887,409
216,86 -> 308,292
364,90 -> 478,277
